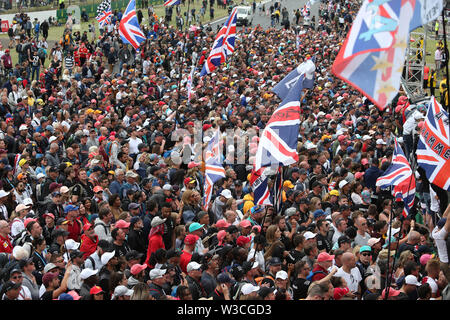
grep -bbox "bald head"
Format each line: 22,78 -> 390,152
342,252 -> 356,268
408,231 -> 421,244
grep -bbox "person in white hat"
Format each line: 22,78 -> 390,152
148,268 -> 168,299
97,250 -> 117,296
185,261 -> 206,300
79,268 -> 99,298
211,189 -> 233,222
111,285 -> 134,300
240,283 -> 260,299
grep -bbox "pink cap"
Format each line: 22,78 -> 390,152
216,219 -> 231,229
24,218 -> 37,228
115,219 -> 130,229
240,220 -> 252,228
217,230 -> 227,245
338,135 -> 347,142
420,254 -> 433,266
236,236 -> 251,247
130,263 -> 147,275
355,172 -> 365,180
361,158 -> 369,165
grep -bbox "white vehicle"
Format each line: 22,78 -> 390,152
235,6 -> 253,26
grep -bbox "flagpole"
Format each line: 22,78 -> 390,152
441,8 -> 449,113
384,137 -> 417,299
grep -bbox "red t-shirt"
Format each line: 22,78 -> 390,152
0,234 -> 13,253
66,219 -> 82,242
179,250 -> 193,274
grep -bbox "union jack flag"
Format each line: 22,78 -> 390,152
96,0 -> 112,28
332,0 -> 442,110
249,166 -> 272,206
301,2 -> 310,17
376,137 -> 415,217
164,0 -> 180,6
417,96 -> 450,191
119,0 -> 146,50
254,73 -> 302,172
202,129 -> 226,211
200,8 -> 237,76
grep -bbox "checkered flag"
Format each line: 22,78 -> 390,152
96,0 -> 112,28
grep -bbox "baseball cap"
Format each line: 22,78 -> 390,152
3,281 -> 21,292
381,287 -> 401,299
186,261 -> 202,272
184,234 -> 199,245
220,189 -> 232,199
404,275 -> 421,286
80,268 -> 98,280
217,272 -> 236,284
275,270 -> 288,280
283,180 -> 294,189
258,287 -> 275,299
338,235 -> 351,246
359,245 -> 372,253
65,239 -> 80,250
64,205 -> 79,213
57,293 -> 74,301
90,286 -> 104,295
125,250 -> 144,261
368,238 -> 381,247
112,285 -> 134,300
42,272 -> 59,287
188,222 -> 204,233
151,216 -> 166,227
43,263 -> 58,274
338,180 -> 349,189
313,209 -> 326,219
241,283 -> 260,295
236,236 -> 251,247
130,263 -> 147,276
216,219 -> 230,229
115,219 -> 131,229
268,257 -> 282,266
317,252 -> 334,262
304,231 -> 317,240
329,190 -> 340,197
240,220 -> 252,228
101,250 -> 116,265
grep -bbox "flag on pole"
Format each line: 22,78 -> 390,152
272,56 -> 315,100
376,137 -> 415,217
200,8 -> 238,76
202,130 -> 226,211
417,96 -> 450,191
96,0 -> 112,28
164,0 -> 180,6
254,73 -> 303,172
249,167 -> 272,206
332,0 -> 443,110
119,0 -> 146,50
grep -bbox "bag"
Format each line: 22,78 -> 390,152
306,270 -> 327,281
94,222 -> 108,236
87,256 -> 96,269
12,229 -> 29,246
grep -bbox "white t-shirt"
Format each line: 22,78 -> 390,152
11,218 -> 25,238
128,137 -> 143,155
335,267 -> 362,293
425,276 -> 438,295
431,226 -> 448,263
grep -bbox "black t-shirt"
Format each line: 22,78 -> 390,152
40,290 -> 54,300
292,278 -> 311,300
211,288 -> 225,300
316,233 -> 332,253
113,241 -> 131,258
289,249 -> 305,263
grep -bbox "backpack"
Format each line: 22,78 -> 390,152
87,256 -> 96,270
94,222 -> 108,236
12,229 -> 29,247
306,270 -> 327,281
38,47 -> 46,59
105,141 -> 113,158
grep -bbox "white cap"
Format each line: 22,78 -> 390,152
65,239 -> 80,250
80,268 -> 98,280
362,135 -> 372,141
339,180 -> 349,189
101,250 -> 116,265
162,184 -> 172,191
404,275 -> 421,286
0,190 -> 10,197
376,139 -> 386,145
36,173 -> 46,180
23,198 -> 33,207
149,268 -> 166,280
220,189 -> 232,199
49,136 -> 57,143
304,231 -> 317,240
241,283 -> 260,295
112,285 -> 134,299
276,270 -> 288,280
186,261 -> 202,272
19,124 -> 27,131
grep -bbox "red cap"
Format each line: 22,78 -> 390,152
158,101 -> 166,106
184,234 -> 199,245
236,236 -> 251,247
93,186 -> 103,193
83,223 -> 93,231
361,158 -> 369,165
333,287 -> 350,300
317,252 -> 335,262
240,220 -> 252,228
202,124 -> 212,131
24,218 -> 37,228
43,213 -> 55,220
355,172 -> 365,180
186,121 -> 195,126
338,135 -> 347,142
381,287 -> 401,299
90,286 -> 104,295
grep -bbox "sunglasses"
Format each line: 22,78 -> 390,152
361,253 -> 372,257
